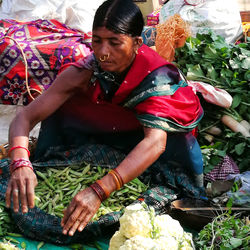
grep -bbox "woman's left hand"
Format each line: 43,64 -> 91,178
61,187 -> 101,236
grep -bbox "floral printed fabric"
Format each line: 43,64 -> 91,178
0,19 -> 92,105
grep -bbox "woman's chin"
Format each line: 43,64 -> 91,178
99,62 -> 115,71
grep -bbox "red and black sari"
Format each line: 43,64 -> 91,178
35,44 -> 205,191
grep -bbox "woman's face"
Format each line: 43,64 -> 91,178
92,27 -> 140,74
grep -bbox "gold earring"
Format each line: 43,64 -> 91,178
135,49 -> 138,55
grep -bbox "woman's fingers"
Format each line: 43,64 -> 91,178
67,210 -> 91,236
5,168 -> 37,213
26,179 -> 36,209
12,184 -> 20,213
19,183 -> 28,213
61,201 -> 77,228
5,182 -> 13,208
62,204 -> 81,235
62,188 -> 101,236
78,212 -> 92,232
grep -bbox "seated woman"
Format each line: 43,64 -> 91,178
6,0 -> 204,238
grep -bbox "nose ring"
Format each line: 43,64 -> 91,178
99,53 -> 110,62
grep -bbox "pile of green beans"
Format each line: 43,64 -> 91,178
0,201 -> 16,236
35,163 -> 148,221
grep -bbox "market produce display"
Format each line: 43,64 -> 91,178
109,202 -> 194,250
174,32 -> 250,173
0,202 -> 16,237
195,213 -> 249,249
34,164 -> 148,221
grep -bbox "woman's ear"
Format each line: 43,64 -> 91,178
135,36 -> 143,48
134,36 -> 143,54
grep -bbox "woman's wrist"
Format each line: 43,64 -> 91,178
90,170 -> 123,202
8,146 -> 30,159
10,158 -> 34,174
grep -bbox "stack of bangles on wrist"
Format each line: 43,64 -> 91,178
90,169 -> 124,202
10,158 -> 33,174
8,146 -> 33,173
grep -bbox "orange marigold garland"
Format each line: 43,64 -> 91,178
155,14 -> 191,62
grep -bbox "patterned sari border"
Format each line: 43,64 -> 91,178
123,80 -> 187,108
136,113 -> 203,132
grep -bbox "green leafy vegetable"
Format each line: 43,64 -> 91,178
175,32 -> 250,172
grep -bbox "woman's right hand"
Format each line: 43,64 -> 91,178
5,167 -> 37,213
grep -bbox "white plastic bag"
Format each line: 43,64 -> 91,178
0,104 -> 40,145
0,0 -> 62,20
55,0 -> 105,33
187,80 -> 233,108
0,0 -> 105,33
159,0 -> 243,44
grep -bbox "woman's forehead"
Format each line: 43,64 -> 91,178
92,27 -> 129,40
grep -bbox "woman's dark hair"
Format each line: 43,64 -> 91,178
93,0 -> 144,37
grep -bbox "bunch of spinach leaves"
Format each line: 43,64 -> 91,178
174,32 -> 250,173
194,213 -> 249,250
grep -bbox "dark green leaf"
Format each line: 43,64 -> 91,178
229,59 -> 241,69
241,58 -> 250,70
231,94 -> 241,109
220,68 -> 233,79
210,155 -> 221,166
187,64 -> 205,80
203,45 -> 218,60
235,142 -> 246,155
206,64 -> 218,80
230,237 -> 242,248
244,70 -> 250,81
240,48 -> 250,57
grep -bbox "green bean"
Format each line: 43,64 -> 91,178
4,236 -> 20,244
40,200 -> 50,210
7,233 -> 23,237
36,171 -> 47,180
81,165 -> 90,175
71,183 -> 82,197
37,241 -> 45,250
69,169 -> 84,177
21,241 -> 26,249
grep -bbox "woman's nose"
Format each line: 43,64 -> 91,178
99,41 -> 110,55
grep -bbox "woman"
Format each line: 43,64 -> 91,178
6,0 -> 204,238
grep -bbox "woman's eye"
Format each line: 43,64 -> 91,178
110,41 -> 120,46
92,39 -> 101,44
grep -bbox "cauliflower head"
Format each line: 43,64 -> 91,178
119,235 -> 159,250
154,214 -> 184,240
119,203 -> 152,239
179,232 -> 194,250
153,235 -> 179,250
0,242 -> 19,250
109,231 -> 127,250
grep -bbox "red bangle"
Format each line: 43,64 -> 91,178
10,158 -> 33,174
90,182 -> 107,202
8,146 -> 30,157
96,179 -> 111,198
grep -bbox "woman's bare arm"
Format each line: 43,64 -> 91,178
9,66 -> 92,146
6,66 -> 92,213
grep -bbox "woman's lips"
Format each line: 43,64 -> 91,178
99,61 -> 113,69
